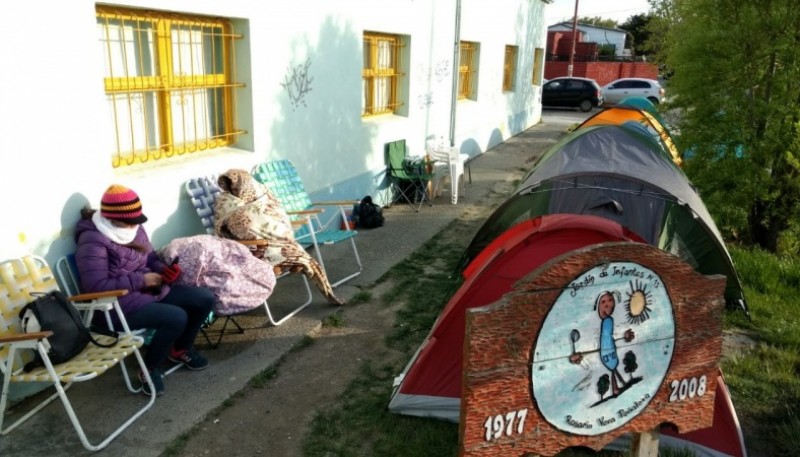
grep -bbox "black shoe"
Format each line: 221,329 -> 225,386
139,368 -> 165,396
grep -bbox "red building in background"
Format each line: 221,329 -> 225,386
545,30 -> 658,86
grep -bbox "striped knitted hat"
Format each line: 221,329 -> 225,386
100,184 -> 148,225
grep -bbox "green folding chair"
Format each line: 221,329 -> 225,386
385,139 -> 434,211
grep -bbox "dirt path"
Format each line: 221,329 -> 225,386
172,280 -> 402,457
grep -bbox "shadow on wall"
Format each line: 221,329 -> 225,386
269,16 -> 379,198
460,137 -> 482,159
487,128 -> 504,151
43,192 -> 91,267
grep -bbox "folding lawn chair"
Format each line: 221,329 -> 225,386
385,139 -> 435,211
54,254 -> 184,375
185,176 -> 313,335
0,255 -> 154,452
251,159 -> 363,288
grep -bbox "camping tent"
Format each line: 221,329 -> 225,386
461,123 -> 746,311
579,97 -> 683,167
388,123 -> 748,456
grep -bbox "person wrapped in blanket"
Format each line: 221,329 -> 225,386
213,169 -> 345,305
157,235 -> 277,317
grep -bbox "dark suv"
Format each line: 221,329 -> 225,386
542,77 -> 603,112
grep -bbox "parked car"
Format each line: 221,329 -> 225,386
541,77 -> 603,112
601,78 -> 666,105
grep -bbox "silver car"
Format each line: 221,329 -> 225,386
601,78 -> 666,105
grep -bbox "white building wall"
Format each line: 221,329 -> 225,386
0,0 -> 546,265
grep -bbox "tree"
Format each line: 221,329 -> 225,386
597,374 -> 610,400
619,14 -> 652,57
623,351 -> 638,380
663,0 -> 800,252
578,16 -> 618,29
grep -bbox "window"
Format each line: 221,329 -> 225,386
458,41 -> 478,100
96,6 -> 245,168
362,32 -> 405,117
532,47 -> 544,85
503,45 -> 518,92
566,80 -> 587,90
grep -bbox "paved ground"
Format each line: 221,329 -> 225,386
0,109 -> 589,457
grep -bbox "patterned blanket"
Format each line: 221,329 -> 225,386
158,235 -> 276,316
213,169 -> 344,305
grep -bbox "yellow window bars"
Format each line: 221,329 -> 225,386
458,41 -> 477,100
96,6 -> 246,168
362,32 -> 405,117
532,47 -> 545,85
503,45 -> 518,92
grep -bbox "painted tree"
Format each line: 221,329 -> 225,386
656,0 -> 800,252
623,350 -> 639,380
597,374 -> 610,400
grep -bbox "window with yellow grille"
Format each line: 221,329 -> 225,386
96,6 -> 246,168
362,32 -> 405,117
532,47 -> 545,85
503,45 -> 518,92
458,41 -> 478,100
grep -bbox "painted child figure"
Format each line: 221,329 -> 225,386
570,290 -> 635,396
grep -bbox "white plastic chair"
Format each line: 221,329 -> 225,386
427,137 -> 469,204
0,255 -> 155,452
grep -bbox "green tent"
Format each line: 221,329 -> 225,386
460,122 -> 747,312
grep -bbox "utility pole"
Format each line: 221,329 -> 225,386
567,0 -> 579,77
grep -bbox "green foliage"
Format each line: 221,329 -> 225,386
619,13 -> 653,57
722,245 -> 800,455
578,17 -> 619,29
666,0 -> 800,251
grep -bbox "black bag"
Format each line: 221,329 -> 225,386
353,195 -> 384,228
18,290 -> 118,370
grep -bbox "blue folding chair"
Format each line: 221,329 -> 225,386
251,159 -> 363,288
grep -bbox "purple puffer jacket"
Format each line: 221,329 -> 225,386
74,218 -> 169,315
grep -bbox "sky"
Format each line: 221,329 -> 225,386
544,0 -> 652,26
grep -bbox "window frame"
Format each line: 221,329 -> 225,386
458,41 -> 479,100
362,31 -> 406,117
96,5 -> 245,168
532,47 -> 545,86
502,45 -> 518,92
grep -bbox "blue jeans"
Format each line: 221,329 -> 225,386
125,285 -> 215,370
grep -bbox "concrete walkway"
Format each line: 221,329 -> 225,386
0,110 -> 588,457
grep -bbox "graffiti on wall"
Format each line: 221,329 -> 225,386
416,59 -> 451,109
281,59 -> 313,110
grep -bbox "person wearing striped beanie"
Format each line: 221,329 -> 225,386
100,184 -> 148,225
74,184 -> 215,396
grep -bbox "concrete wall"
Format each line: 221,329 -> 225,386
545,62 -> 659,86
0,0 -> 548,265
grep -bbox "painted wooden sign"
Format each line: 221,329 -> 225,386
458,242 -> 726,457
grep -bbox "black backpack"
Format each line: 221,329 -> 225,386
19,290 -> 118,371
353,196 -> 384,229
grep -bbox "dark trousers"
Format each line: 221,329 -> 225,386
125,284 -> 215,370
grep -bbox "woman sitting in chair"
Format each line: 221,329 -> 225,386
213,169 -> 345,306
74,185 -> 215,397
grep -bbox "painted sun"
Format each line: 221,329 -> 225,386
625,279 -> 653,324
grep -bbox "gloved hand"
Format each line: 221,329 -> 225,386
161,263 -> 181,284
